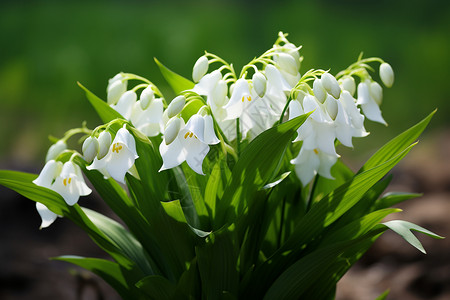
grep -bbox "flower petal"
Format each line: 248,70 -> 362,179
36,202 -> 58,229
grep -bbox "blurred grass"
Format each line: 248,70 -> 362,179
1,0 -> 449,166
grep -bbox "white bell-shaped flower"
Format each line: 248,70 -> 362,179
339,91 -> 369,139
36,202 -> 58,229
33,160 -> 64,228
130,97 -> 164,137
291,147 -> 339,186
290,95 -> 337,156
110,90 -> 137,120
33,160 -> 63,188
97,131 -> 112,159
159,114 -> 219,175
52,161 -> 92,206
357,80 -> 387,125
87,127 -> 139,184
339,76 -> 356,96
192,70 -> 235,140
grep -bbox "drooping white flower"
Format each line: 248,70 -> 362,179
33,160 -> 63,228
110,90 -> 137,120
107,73 -> 127,105
159,114 -> 219,175
379,63 -> 394,88
45,140 -> 67,162
130,89 -> 164,137
192,70 -> 235,141
224,78 -> 277,139
87,127 -> 139,184
290,95 -> 337,156
339,91 -> 369,139
357,80 -> 387,125
36,202 -> 58,229
339,76 -> 356,96
291,147 -> 339,186
52,161 -> 92,206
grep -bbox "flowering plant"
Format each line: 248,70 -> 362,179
0,32 -> 443,299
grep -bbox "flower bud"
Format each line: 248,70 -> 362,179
82,136 -> 99,163
97,131 -> 112,159
107,74 -> 127,105
379,62 -> 394,88
45,140 -> 67,162
252,72 -> 267,98
140,86 -> 154,110
340,76 -> 356,96
321,73 -> 341,99
313,78 -> 327,103
274,53 -> 298,76
282,43 -> 301,69
370,81 -> 383,106
192,56 -> 209,83
167,95 -> 186,118
325,96 -> 338,120
164,117 -> 182,145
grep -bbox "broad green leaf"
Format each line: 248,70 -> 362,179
161,199 -> 211,238
78,82 -> 123,123
0,170 -> 67,215
263,230 -> 385,300
136,275 -> 178,299
0,170 -> 135,269
216,113 -> 311,229
196,228 -> 239,299
374,192 -> 422,210
245,143 -> 415,297
155,58 -> 195,94
359,110 -> 435,173
383,220 -> 444,254
204,154 -> 231,222
82,207 -> 154,276
53,256 -> 135,300
176,258 -> 201,299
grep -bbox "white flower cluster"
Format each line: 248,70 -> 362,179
34,126 -> 139,227
33,32 -> 394,227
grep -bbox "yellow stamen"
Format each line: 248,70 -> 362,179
189,132 -> 193,138
112,143 -> 123,153
184,132 -> 190,139
313,149 -> 319,155
63,177 -> 72,186
247,96 -> 252,102
241,96 -> 245,102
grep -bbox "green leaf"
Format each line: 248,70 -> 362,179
82,207 -> 154,276
216,113 -> 311,229
136,275 -> 178,299
77,82 -> 123,123
263,229 -> 385,300
196,228 -> 239,299
374,192 -> 422,210
245,143 -> 415,298
374,290 -> 390,300
359,110 -> 435,173
53,255 -> 135,300
0,170 -> 67,215
180,99 -> 205,123
154,58 -> 195,94
383,220 -> 444,254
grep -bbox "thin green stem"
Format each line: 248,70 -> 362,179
306,174 -> 319,211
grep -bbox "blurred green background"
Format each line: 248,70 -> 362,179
1,0 -> 449,167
